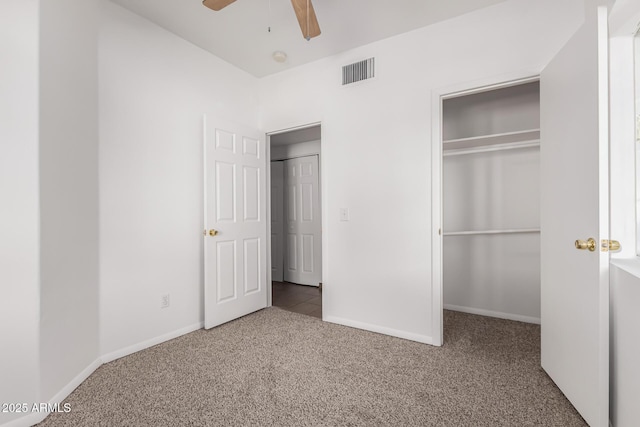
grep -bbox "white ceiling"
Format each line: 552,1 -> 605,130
110,0 -> 508,77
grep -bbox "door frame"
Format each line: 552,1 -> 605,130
265,122 -> 324,309
430,70 -> 541,346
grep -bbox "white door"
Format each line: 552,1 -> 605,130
270,161 -> 285,282
540,7 -> 609,427
284,155 -> 322,286
203,116 -> 267,329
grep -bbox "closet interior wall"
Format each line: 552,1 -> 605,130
442,81 -> 541,323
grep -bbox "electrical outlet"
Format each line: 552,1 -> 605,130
161,294 -> 170,309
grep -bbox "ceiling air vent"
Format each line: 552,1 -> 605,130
342,58 -> 375,86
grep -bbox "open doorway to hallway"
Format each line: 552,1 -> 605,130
268,124 -> 322,318
272,281 -> 322,318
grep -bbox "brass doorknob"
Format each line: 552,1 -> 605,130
602,239 -> 621,252
208,229 -> 218,237
575,238 -> 596,252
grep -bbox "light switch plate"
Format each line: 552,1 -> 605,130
340,208 -> 350,221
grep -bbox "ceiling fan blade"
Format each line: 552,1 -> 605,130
202,0 -> 237,12
290,0 -> 321,40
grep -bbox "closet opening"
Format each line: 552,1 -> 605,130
441,79 -> 541,340
267,124 -> 323,319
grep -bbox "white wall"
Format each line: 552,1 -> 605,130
259,0 -> 583,342
608,4 -> 640,423
610,262 -> 640,427
0,1 -> 40,425
271,140 -> 321,161
99,2 -> 260,358
38,0 -> 101,402
0,2 -> 101,425
609,37 -> 636,259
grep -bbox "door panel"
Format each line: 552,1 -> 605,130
270,161 -> 285,282
216,129 -> 235,151
540,7 -> 609,427
302,234 -> 314,273
243,238 -> 260,294
284,155 -> 322,286
216,240 -> 236,302
243,136 -> 259,157
301,183 -> 314,221
288,184 -> 297,220
216,162 -> 235,221
287,233 -> 297,273
243,166 -> 260,221
204,116 -> 267,328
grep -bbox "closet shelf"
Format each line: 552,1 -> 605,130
443,228 -> 540,237
443,129 -> 540,152
443,140 -> 539,157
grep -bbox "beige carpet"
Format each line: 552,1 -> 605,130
38,308 -> 586,426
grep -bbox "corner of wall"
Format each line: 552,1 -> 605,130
38,0 -> 101,403
0,1 -> 41,425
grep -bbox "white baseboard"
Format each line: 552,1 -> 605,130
323,315 -> 433,345
101,321 -> 204,363
0,358 -> 102,427
1,323 -> 205,427
48,357 -> 103,406
1,411 -> 45,427
444,304 -> 541,324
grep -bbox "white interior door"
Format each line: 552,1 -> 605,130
204,116 -> 267,329
540,7 -> 609,427
270,161 -> 285,282
284,155 -> 322,286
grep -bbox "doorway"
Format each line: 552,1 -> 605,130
267,124 -> 323,319
433,76 -> 542,345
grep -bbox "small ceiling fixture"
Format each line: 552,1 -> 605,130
272,51 -> 288,63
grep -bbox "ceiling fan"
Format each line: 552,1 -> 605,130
202,0 -> 321,40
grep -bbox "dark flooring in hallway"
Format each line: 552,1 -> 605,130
272,281 -> 322,319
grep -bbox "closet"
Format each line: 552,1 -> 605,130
442,80 -> 541,323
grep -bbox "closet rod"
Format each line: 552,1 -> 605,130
443,140 -> 540,157
443,228 -> 540,236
